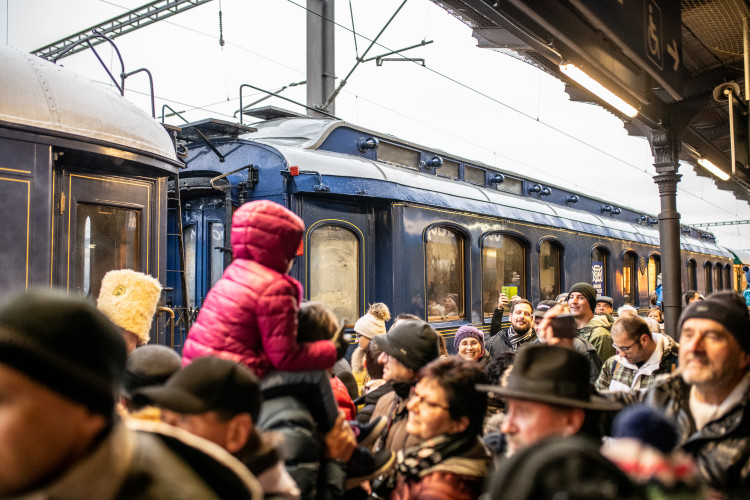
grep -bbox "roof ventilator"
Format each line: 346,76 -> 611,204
528,184 -> 551,197
488,173 -> 505,185
358,137 -> 379,153
566,194 -> 579,204
601,205 -> 621,216
422,155 -> 443,169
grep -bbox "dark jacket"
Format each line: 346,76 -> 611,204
183,200 -> 336,378
258,371 -> 345,500
486,326 -> 537,359
369,383 -> 421,454
353,380 -> 393,424
644,373 -> 750,495
391,438 -> 490,500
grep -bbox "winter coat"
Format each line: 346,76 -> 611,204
15,419 -> 262,500
391,438 -> 491,500
258,371 -> 346,500
370,384 -> 422,454
353,380 -> 393,424
595,333 -> 679,393
182,200 -> 336,378
486,326 -> 537,360
578,315 -> 615,362
644,372 -> 750,495
331,374 -> 356,420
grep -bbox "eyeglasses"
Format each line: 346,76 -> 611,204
613,339 -> 639,353
408,388 -> 449,411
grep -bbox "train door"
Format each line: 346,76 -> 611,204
299,199 -> 370,326
54,168 -> 155,300
181,197 -> 227,309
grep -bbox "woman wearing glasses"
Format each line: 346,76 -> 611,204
393,357 -> 490,500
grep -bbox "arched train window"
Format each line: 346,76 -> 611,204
704,261 -> 713,295
539,239 -> 561,300
687,259 -> 697,291
482,232 -> 525,318
591,246 -> 608,295
426,226 -> 465,322
714,262 -> 723,290
309,225 -> 360,325
648,254 -> 661,295
622,251 -> 637,305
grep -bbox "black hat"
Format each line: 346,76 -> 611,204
134,356 -> 262,422
122,345 -> 182,397
476,344 -> 620,411
678,291 -> 750,353
568,283 -> 597,313
374,319 -> 439,371
0,290 -> 126,415
533,300 -> 558,319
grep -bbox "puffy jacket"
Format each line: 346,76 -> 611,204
644,373 -> 750,495
182,200 -> 336,378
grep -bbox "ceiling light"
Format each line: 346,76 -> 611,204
697,158 -> 730,181
559,63 -> 638,118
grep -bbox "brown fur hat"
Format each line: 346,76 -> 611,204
97,270 -> 162,345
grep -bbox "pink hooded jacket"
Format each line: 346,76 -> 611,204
181,200 -> 337,378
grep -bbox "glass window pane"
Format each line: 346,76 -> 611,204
464,165 -> 485,185
377,142 -> 420,170
482,233 -> 525,318
592,247 -> 608,295
497,176 -> 523,194
438,159 -> 459,179
725,265 -> 732,292
539,240 -> 560,300
622,252 -> 636,305
648,255 -> 661,294
184,224 -> 196,309
309,226 -> 359,325
426,227 -> 465,322
688,260 -> 697,290
209,222 -> 225,288
705,262 -> 713,294
715,263 -> 723,290
76,204 -> 140,299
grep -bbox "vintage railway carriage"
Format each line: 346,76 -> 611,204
170,113 -> 732,348
0,45 -> 180,341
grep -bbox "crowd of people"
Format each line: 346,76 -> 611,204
1,200 -> 749,499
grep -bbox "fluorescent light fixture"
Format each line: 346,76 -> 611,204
559,63 -> 638,118
697,158 -> 730,181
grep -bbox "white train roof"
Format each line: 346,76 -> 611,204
0,44 -> 177,164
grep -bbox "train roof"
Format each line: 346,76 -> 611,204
0,44 -> 178,168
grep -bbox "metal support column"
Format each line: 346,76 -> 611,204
307,0 -> 335,116
651,130 -> 683,339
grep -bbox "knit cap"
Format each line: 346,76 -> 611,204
568,283 -> 597,313
122,345 -> 182,397
453,325 -> 484,352
678,291 -> 750,353
97,269 -> 162,345
0,290 -> 126,415
611,404 -> 678,454
354,303 -> 391,339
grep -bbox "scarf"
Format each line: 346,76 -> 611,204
396,431 -> 475,480
506,325 -> 535,350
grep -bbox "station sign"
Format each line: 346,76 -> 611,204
569,0 -> 682,99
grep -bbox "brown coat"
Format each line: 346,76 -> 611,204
370,389 -> 421,453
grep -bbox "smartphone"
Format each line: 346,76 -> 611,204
549,313 -> 576,339
501,286 -> 518,298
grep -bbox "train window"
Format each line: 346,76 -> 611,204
426,227 -> 465,322
481,232 -> 525,318
184,224 -> 197,309
309,225 -> 359,325
714,263 -> 724,290
591,246 -> 608,295
437,159 -> 459,179
687,259 -> 697,290
209,222 -> 224,288
496,176 -> 523,195
76,204 -> 140,299
464,165 -> 486,185
377,141 -> 420,170
648,254 -> 661,294
704,262 -> 713,294
622,251 -> 637,305
725,264 -> 733,291
539,240 -> 561,300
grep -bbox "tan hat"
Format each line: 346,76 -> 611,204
97,269 -> 162,345
353,302 -> 391,339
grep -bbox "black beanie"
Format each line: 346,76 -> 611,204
678,291 -> 750,353
568,282 -> 597,313
0,290 -> 127,415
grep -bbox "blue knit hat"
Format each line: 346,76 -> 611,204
454,325 -> 484,352
611,404 -> 678,454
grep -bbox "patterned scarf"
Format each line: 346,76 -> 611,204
506,325 -> 535,350
396,431 -> 474,480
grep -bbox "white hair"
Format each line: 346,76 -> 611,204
617,304 -> 638,317
644,317 -> 661,333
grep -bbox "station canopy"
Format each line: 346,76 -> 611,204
430,0 -> 750,204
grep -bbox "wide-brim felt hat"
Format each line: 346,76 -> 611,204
476,344 -> 620,411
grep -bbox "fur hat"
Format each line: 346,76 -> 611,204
354,303 -> 391,339
454,325 -> 484,352
568,282 -> 597,313
97,269 -> 162,345
678,291 -> 750,353
0,290 -> 126,415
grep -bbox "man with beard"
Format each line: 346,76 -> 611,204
486,299 -> 536,360
567,283 -> 616,362
643,291 -> 750,496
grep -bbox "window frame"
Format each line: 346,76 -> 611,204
621,249 -> 638,306
480,230 -> 529,319
537,236 -> 563,301
424,223 -> 470,323
591,244 -> 610,296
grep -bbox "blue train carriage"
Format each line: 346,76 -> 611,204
169,110 -> 733,351
0,45 -> 180,343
